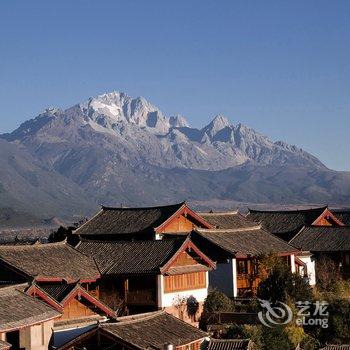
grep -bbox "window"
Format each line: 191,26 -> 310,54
237,260 -> 247,274
344,253 -> 350,266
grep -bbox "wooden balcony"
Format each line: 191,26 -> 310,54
126,289 -> 156,306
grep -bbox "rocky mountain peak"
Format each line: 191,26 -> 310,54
202,115 -> 231,138
1,90 -> 326,171
78,91 -> 170,134
169,115 -> 189,128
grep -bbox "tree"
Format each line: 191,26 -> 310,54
315,255 -> 341,293
225,324 -> 263,350
202,289 -> 233,314
257,257 -> 312,304
199,289 -> 232,330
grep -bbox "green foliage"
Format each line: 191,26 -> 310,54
315,255 -> 342,293
306,298 -> 350,345
225,324 -> 263,350
225,323 -> 314,350
200,289 -> 233,330
231,298 -> 260,313
261,326 -> 292,350
257,256 -> 312,303
203,289 -> 233,314
284,324 -> 308,348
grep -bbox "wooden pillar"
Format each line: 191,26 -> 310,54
124,277 -> 129,315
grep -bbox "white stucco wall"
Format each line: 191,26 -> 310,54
157,272 -> 209,308
290,254 -> 296,273
298,254 -> 316,286
19,319 -> 54,350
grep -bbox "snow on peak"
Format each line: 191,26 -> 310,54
40,107 -> 61,116
202,114 -> 231,137
169,114 -> 189,128
78,91 -> 171,134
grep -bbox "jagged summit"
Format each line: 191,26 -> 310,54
205,114 -> 231,132
169,115 -> 189,128
2,90 -> 349,221
2,90 -> 325,172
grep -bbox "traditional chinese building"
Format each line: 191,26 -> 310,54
198,210 -> 256,230
26,282 -> 116,322
0,242 -> 116,327
0,284 -> 61,350
247,206 -> 344,241
332,208 -> 350,225
57,311 -> 208,350
191,225 -> 299,297
76,236 -> 215,324
290,226 -> 350,279
73,202 -> 212,241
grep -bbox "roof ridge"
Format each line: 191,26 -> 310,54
0,283 -> 29,294
248,206 -> 328,214
304,225 -> 350,229
113,310 -> 165,324
210,338 -> 250,342
198,211 -> 239,216
0,240 -> 67,250
196,225 -> 262,233
80,238 -> 184,245
101,202 -> 185,211
17,287 -> 62,315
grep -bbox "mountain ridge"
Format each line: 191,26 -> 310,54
3,91 -> 325,171
1,90 -> 349,227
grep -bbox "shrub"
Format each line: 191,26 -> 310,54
257,258 -> 312,304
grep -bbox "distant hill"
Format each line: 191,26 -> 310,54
1,91 -> 350,226
0,138 -> 97,226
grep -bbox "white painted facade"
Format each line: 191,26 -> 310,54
157,273 -> 209,308
297,253 -> 316,286
0,319 -> 55,350
290,254 -> 296,273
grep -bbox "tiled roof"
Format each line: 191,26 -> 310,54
0,241 -> 100,282
76,238 -> 188,275
319,346 -> 350,350
101,311 -> 208,349
0,340 -> 11,350
27,282 -> 117,319
193,226 -> 297,258
0,284 -> 60,332
74,202 -> 186,237
332,209 -> 350,225
290,226 -> 350,252
39,283 -> 77,303
247,207 -> 327,241
198,211 -> 255,229
207,339 -> 253,350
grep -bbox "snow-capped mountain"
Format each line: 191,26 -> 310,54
3,90 -> 349,223
4,91 -> 325,171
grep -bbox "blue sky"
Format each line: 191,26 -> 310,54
0,1 -> 349,170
